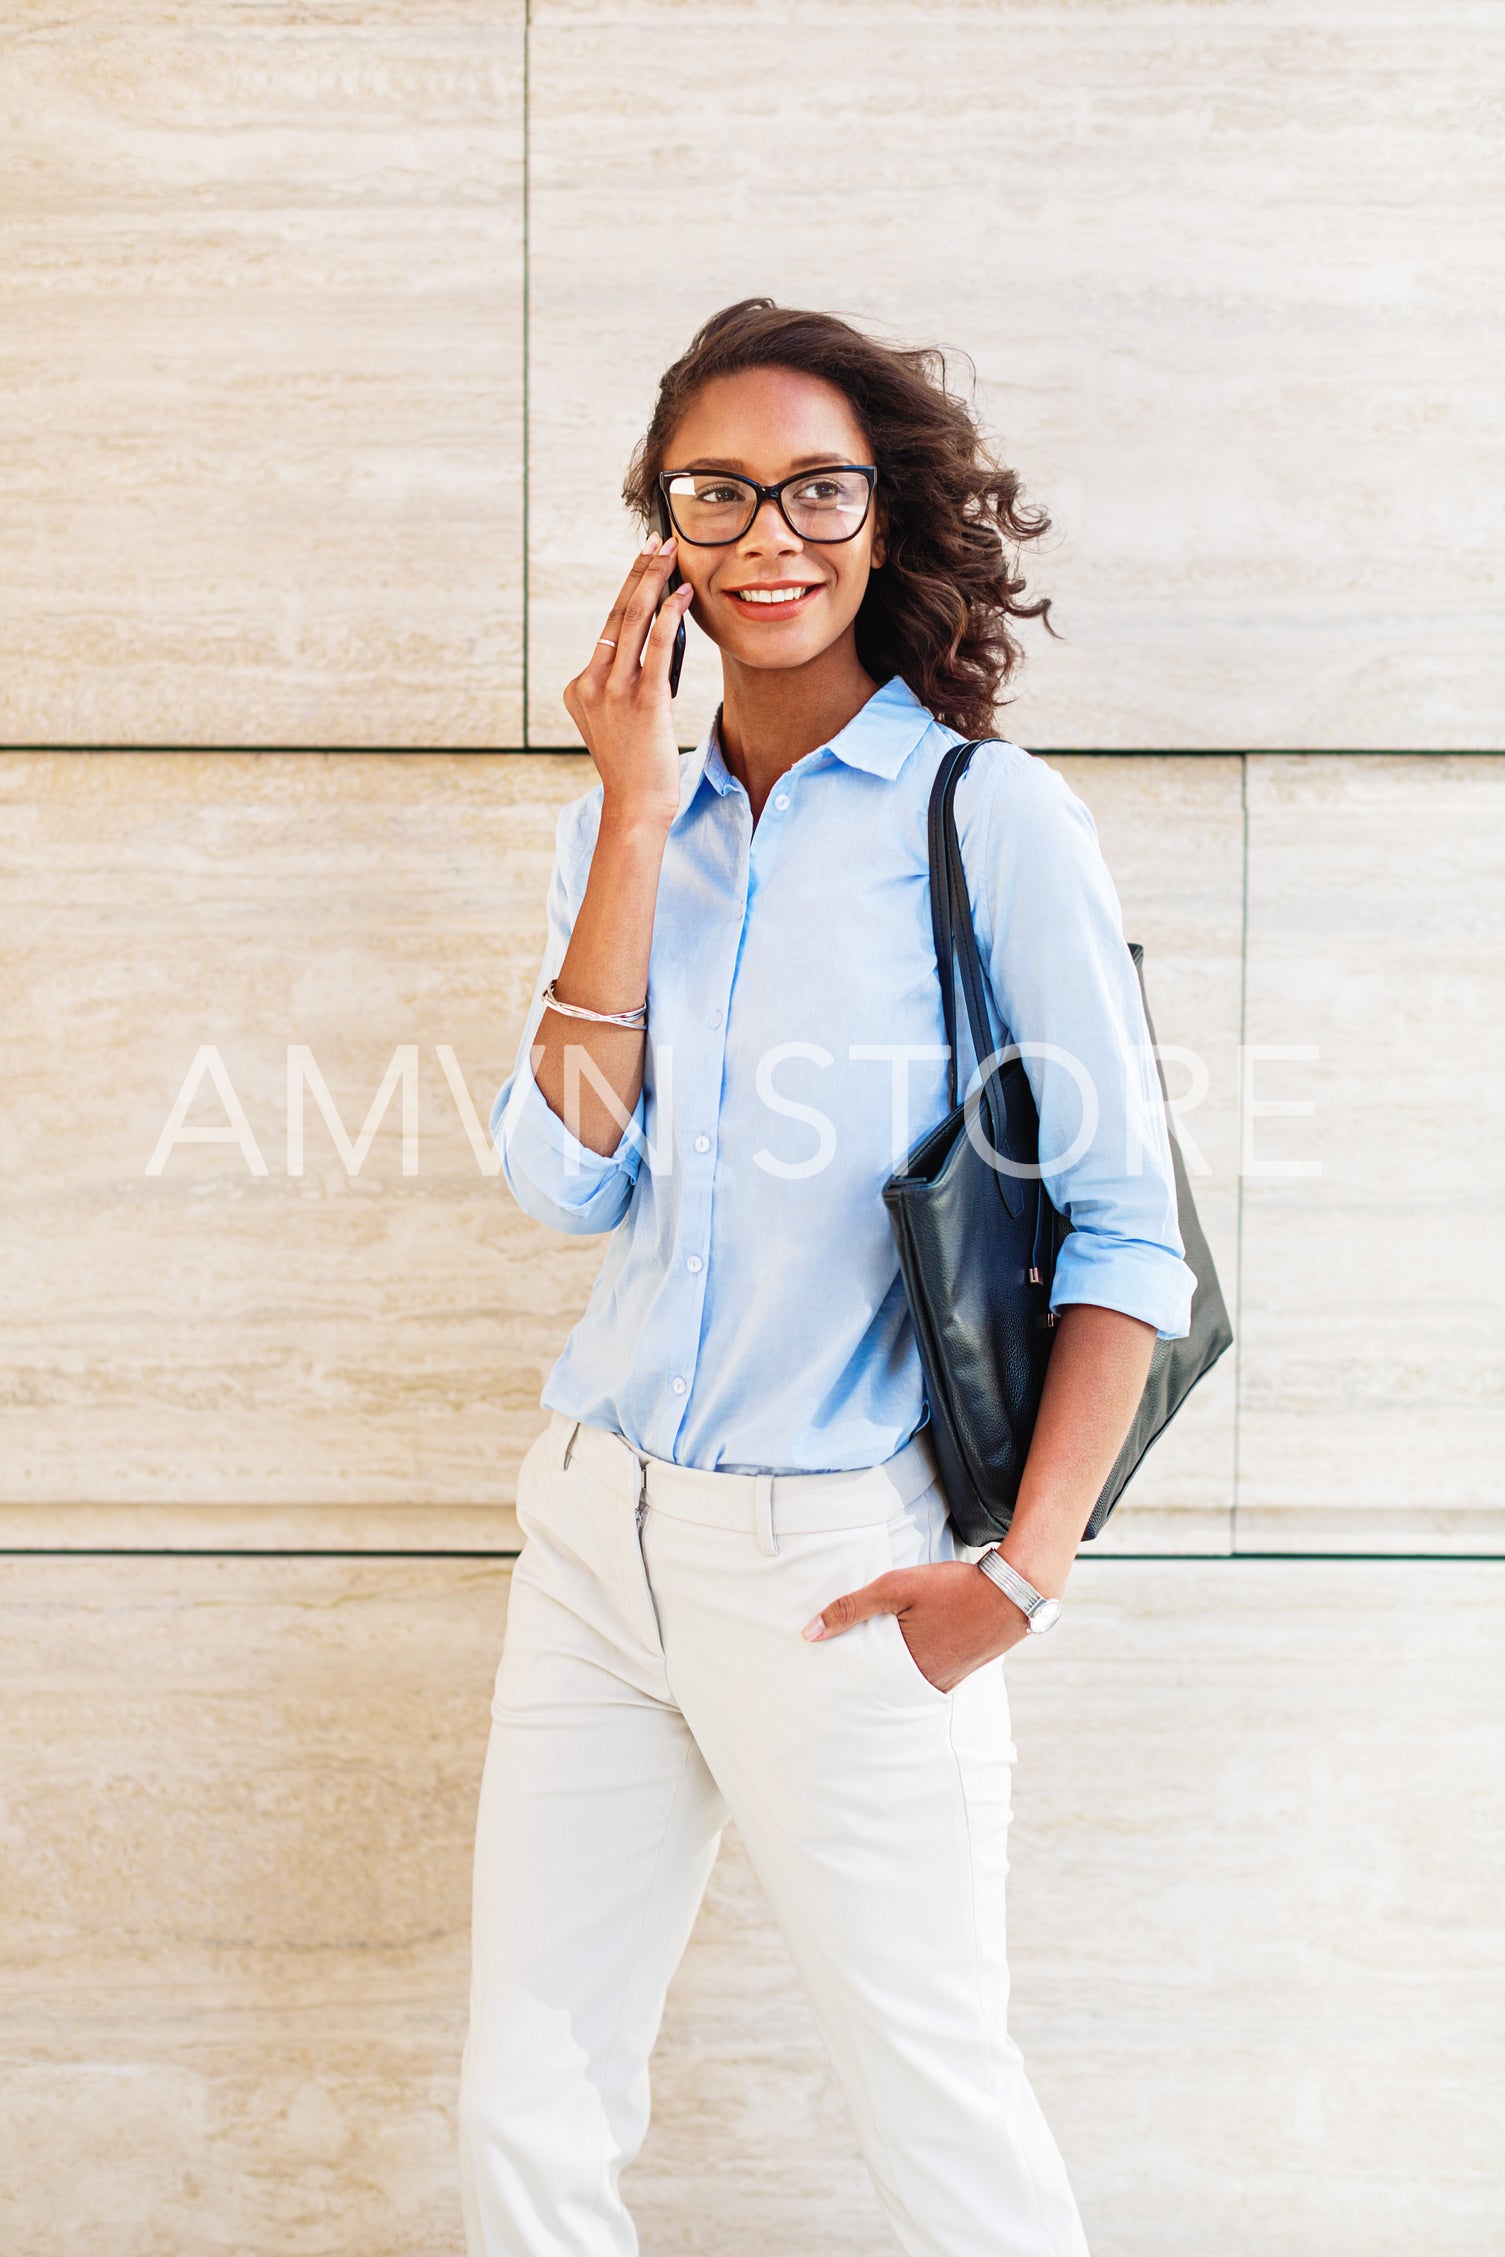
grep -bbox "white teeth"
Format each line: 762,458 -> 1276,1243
734,586 -> 813,605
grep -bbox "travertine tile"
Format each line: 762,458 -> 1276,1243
0,1553 -> 501,2256
1050,757 -> 1243,1554
0,1499 -> 520,1550
0,750 -> 1240,1550
0,751 -> 595,1512
632,1560 -> 1505,2257
0,4 -> 523,746
527,0 -> 1504,751
1238,756 -> 1505,1551
8,1556 -> 1498,2256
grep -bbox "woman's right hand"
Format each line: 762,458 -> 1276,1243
562,537 -> 695,834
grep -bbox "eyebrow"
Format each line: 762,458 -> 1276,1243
673,453 -> 861,474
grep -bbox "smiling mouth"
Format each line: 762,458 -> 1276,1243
727,584 -> 822,610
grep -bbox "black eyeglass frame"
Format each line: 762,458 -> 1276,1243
657,464 -> 878,546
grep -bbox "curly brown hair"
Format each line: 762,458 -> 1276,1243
622,298 -> 1054,738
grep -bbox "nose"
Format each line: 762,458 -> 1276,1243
739,494 -> 802,555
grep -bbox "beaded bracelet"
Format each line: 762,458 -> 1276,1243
541,977 -> 648,1030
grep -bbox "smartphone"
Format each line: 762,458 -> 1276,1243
653,492 -> 688,698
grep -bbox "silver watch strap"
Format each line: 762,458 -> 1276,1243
977,1548 -> 1055,1628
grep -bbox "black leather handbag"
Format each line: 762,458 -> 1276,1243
882,739 -> 1234,1545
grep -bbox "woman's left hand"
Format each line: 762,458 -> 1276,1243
801,1560 -> 1033,1693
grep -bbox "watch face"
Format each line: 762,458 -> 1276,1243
1029,1598 -> 1062,1635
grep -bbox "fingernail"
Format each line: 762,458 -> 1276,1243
801,1616 -> 826,1641
644,533 -> 660,555
661,535 -> 677,552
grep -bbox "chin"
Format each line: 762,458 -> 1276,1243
716,617 -> 846,671
731,636 -> 829,671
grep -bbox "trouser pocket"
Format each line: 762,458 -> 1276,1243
879,1478 -> 956,1703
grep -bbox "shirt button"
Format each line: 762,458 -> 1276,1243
694,1133 -> 710,1154
686,1254 -> 703,1274
773,792 -> 790,811
672,1376 -> 687,1396
709,1008 -> 723,1028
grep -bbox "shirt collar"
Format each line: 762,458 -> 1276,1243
674,674 -> 935,824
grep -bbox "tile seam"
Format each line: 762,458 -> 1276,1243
1232,751 -> 1249,1551
4,1549 -> 1502,1566
520,0 -> 532,748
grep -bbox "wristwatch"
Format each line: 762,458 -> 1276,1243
976,1548 -> 1062,1635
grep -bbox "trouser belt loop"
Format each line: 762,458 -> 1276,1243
753,1474 -> 778,1557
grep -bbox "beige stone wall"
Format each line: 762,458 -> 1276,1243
3,2 -> 1500,752
0,2 -> 525,747
7,748 -> 1501,1555
5,1555 -> 1503,2256
5,747 -> 1502,2254
529,0 -> 1505,755
3,4 -> 1503,2254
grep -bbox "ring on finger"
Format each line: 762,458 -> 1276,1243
597,637 -> 617,648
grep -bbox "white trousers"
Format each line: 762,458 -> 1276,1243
458,1412 -> 1089,2257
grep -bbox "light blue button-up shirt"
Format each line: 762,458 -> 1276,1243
493,675 -> 1193,1474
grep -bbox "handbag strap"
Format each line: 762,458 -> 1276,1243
929,736 -> 1044,1238
927,738 -> 1004,1112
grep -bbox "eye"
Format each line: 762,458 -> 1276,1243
793,476 -> 845,503
692,480 -> 746,505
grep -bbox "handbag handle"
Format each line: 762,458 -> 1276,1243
927,738 -> 1003,1113
928,739 -> 1039,1232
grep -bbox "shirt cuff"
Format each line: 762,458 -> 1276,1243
1050,1231 -> 1196,1342
492,1050 -> 644,1224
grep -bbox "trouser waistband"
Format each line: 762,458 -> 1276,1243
547,1410 -> 940,1553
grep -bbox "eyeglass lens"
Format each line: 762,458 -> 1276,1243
663,469 -> 872,545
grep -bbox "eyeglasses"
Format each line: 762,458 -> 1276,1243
658,464 -> 877,547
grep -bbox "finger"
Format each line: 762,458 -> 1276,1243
801,1573 -> 901,1642
561,678 -> 591,748
613,539 -> 681,677
584,537 -> 663,679
606,539 -> 680,681
641,580 -> 694,679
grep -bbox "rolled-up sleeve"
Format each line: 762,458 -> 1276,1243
490,792 -> 646,1237
962,746 -> 1195,1341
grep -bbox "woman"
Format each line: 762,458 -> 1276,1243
460,299 -> 1192,2257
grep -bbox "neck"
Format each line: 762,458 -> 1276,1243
716,632 -> 881,821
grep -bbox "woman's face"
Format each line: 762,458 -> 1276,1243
660,367 -> 883,676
